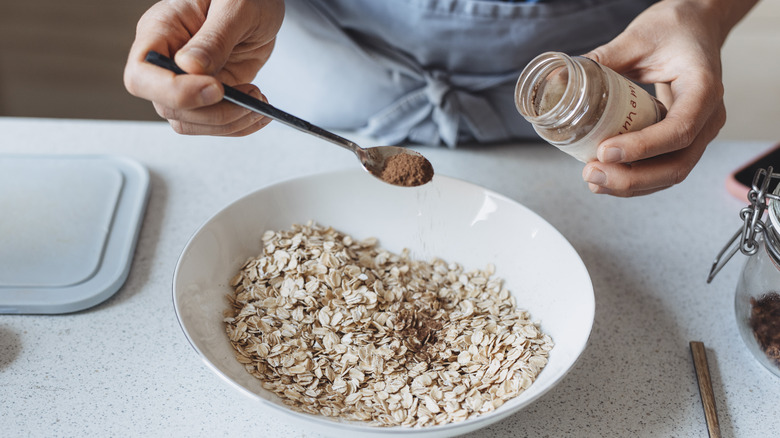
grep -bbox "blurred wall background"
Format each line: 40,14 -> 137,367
0,0 -> 777,141
0,0 -> 158,121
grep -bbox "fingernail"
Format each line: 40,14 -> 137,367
200,83 -> 222,105
585,167 -> 607,185
248,87 -> 268,103
600,147 -> 623,163
588,183 -> 612,195
180,47 -> 211,71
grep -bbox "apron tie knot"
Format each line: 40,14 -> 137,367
423,71 -> 460,147
423,71 -> 452,106
360,69 -> 516,148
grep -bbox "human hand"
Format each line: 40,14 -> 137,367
581,0 -> 754,197
124,0 -> 284,136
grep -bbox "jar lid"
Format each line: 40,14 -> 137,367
708,167 -> 780,282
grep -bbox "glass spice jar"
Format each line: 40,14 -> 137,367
709,167 -> 780,377
514,52 -> 667,162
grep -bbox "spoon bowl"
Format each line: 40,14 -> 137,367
145,51 -> 433,187
360,146 -> 433,187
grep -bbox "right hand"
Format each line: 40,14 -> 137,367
124,0 -> 285,136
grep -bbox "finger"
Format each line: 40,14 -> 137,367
222,115 -> 274,137
124,7 -> 224,110
584,158 -> 680,197
587,182 -> 666,197
168,109 -> 270,136
175,0 -> 283,76
585,137 -> 705,196
162,85 -> 273,136
154,84 -> 267,126
655,83 -> 674,108
583,103 -> 724,196
127,61 -> 224,110
597,73 -> 724,163
583,32 -> 645,77
214,39 -> 276,85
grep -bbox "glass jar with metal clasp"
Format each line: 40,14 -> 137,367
708,167 -> 780,378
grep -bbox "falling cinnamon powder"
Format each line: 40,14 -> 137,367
380,153 -> 434,187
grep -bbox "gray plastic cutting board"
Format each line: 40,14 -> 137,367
0,155 -> 150,313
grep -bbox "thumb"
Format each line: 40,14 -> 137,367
174,1 -> 246,75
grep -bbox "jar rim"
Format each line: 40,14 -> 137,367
514,52 -> 588,128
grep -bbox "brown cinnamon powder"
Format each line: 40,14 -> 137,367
380,153 -> 434,187
396,305 -> 443,360
750,292 -> 780,367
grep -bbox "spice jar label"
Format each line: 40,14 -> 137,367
563,68 -> 663,162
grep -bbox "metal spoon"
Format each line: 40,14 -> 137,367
145,51 -> 433,187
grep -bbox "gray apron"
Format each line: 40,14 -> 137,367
256,0 -> 656,147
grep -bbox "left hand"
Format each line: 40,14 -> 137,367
581,0 -> 734,197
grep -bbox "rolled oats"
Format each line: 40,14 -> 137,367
225,222 -> 553,427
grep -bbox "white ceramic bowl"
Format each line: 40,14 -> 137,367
173,169 -> 594,437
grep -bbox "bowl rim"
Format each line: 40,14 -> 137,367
172,168 -> 595,433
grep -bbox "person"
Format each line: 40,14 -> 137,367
124,0 -> 759,197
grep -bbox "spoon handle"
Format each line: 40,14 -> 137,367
144,51 -> 361,154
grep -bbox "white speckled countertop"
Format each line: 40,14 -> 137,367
1,117 -> 778,437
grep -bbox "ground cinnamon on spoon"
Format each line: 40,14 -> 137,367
380,153 -> 434,187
